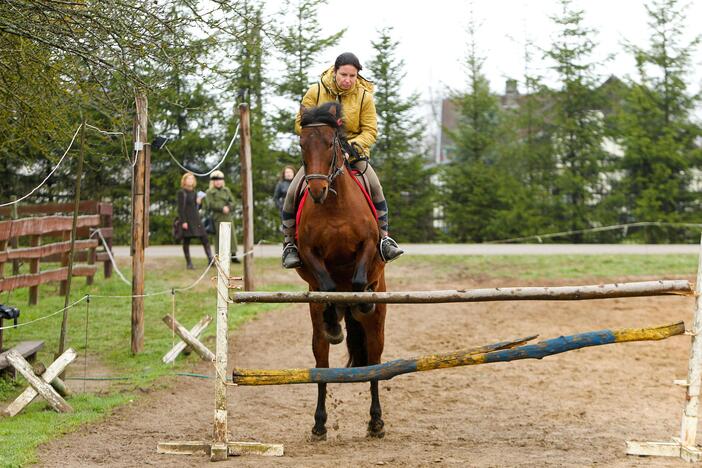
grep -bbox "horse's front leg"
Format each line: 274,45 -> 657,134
310,303 -> 330,440
361,302 -> 386,438
351,239 -> 379,317
300,245 -> 343,344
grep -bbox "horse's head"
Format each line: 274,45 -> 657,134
300,102 -> 345,204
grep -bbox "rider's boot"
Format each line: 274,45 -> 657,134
374,198 -> 404,263
281,210 -> 302,269
379,233 -> 404,262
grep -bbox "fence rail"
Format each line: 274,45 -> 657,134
0,201 -> 113,304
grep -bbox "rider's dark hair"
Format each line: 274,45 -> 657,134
300,102 -> 344,128
334,52 -> 362,71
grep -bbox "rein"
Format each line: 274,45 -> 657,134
301,122 -> 345,187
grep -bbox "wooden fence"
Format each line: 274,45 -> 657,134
0,201 -> 113,305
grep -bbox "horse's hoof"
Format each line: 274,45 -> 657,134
367,420 -> 385,438
351,304 -> 375,321
323,323 -> 344,344
310,429 -> 327,441
324,329 -> 344,345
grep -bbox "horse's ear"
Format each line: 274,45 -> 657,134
300,105 -> 307,115
328,104 -> 337,117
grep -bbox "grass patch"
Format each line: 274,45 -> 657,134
0,256 -> 302,466
393,254 -> 698,281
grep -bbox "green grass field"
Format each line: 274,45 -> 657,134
0,253 -> 699,466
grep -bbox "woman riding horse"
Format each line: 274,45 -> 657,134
280,52 -> 404,268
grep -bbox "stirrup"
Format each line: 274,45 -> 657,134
282,243 -> 302,269
379,236 -> 404,263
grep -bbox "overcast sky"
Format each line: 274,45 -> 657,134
266,0 -> 702,105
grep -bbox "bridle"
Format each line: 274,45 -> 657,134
301,122 -> 345,187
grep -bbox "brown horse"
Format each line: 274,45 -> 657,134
296,102 -> 387,440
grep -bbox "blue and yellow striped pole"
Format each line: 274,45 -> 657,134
231,322 -> 684,386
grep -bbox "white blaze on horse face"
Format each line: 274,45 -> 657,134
335,65 -> 358,91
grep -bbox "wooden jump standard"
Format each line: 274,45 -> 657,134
231,322 -> 684,385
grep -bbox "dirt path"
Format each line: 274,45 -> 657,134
37,271 -> 696,467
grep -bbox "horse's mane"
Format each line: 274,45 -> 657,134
301,102 -> 344,129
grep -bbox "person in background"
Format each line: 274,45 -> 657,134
274,165 -> 296,217
202,170 -> 240,263
177,172 -> 213,270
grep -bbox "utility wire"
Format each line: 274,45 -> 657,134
0,124 -> 82,207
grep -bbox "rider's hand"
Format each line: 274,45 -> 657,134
223,206 -> 230,214
182,222 -> 189,230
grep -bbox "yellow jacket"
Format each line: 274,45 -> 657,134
295,65 -> 378,157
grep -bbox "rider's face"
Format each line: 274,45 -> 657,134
335,65 -> 358,91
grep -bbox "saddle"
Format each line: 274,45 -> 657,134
294,162 -> 378,240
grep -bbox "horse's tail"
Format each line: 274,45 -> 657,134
344,309 -> 367,367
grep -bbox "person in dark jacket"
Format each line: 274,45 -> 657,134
273,165 -> 295,217
177,172 -> 213,270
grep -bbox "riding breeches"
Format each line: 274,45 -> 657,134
281,161 -> 389,245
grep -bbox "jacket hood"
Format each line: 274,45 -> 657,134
320,65 -> 374,96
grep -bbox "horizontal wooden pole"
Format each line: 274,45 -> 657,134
0,265 -> 97,291
0,239 -> 98,262
232,322 -> 685,385
0,215 -> 100,241
233,280 -> 693,304
0,201 -> 109,217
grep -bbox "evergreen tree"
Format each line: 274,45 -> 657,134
616,0 -> 701,242
222,1 -> 279,241
367,27 -> 435,242
440,16 -> 509,241
545,0 -> 609,240
274,0 -> 344,155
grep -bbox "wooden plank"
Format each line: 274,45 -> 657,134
231,322 -> 685,385
162,315 -> 213,364
0,215 -> 101,241
3,348 -> 76,417
212,222 -> 231,461
4,349 -> 73,414
0,239 -> 98,262
626,440 -> 681,458
97,202 -> 112,216
156,441 -> 284,457
0,265 -> 98,291
162,315 -> 214,362
233,280 -> 694,304
0,201 -> 100,217
0,341 -> 44,369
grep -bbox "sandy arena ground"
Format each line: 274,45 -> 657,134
36,264 -> 697,467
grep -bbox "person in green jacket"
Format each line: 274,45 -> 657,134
202,170 -> 240,263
